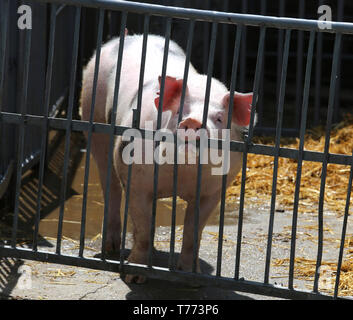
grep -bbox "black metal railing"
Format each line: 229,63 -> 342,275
0,0 -> 352,300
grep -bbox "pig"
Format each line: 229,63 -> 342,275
80,33 -> 253,283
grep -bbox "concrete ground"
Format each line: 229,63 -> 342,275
0,259 -> 273,300
1,203 -> 352,300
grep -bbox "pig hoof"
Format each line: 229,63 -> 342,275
124,274 -> 147,284
176,260 -> 201,273
105,238 -> 121,254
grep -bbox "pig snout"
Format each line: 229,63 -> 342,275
178,117 -> 207,142
179,118 -> 202,131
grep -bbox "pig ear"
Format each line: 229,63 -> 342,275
223,92 -> 253,126
154,76 -> 183,114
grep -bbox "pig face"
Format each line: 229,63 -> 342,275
154,75 -> 253,140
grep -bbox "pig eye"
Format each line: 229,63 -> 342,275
215,112 -> 224,124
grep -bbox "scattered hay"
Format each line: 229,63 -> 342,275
44,268 -> 76,278
272,257 -> 353,296
227,114 -> 353,216
204,231 -> 236,246
340,236 -> 353,254
45,281 -> 76,285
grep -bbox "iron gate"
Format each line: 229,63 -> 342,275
0,0 -> 353,300
0,0 -> 77,202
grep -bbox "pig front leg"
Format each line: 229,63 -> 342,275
177,194 -> 220,272
90,132 -> 122,253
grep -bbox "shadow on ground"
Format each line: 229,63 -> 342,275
99,249 -> 255,300
0,257 -> 24,300
124,278 -> 255,300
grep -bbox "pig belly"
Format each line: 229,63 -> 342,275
116,151 -> 243,201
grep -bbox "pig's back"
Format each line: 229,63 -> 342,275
81,37 -> 124,123
107,34 -> 197,126
119,34 -> 193,84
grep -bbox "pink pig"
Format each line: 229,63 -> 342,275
81,34 -> 253,283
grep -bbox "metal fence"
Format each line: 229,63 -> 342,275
0,0 -> 353,300
0,0 -> 78,201
1,0 -> 352,196
101,0 -> 353,136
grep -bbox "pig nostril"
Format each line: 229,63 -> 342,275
179,118 -> 202,131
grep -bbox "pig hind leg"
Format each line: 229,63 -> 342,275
80,50 -> 122,254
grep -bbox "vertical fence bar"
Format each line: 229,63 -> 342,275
0,0 -> 9,111
276,0 -> 285,111
79,8 -> 105,257
148,17 -> 173,268
100,11 -> 127,260
11,14 -> 32,247
264,29 -> 291,284
191,21 -> 218,273
313,32 -> 342,293
120,130 -> 134,269
56,6 -> 81,254
235,26 -> 266,280
314,0 -> 324,126
333,0 -> 344,124
288,31 -> 316,289
0,0 -> 9,184
295,0 -> 305,130
216,25 -> 242,277
169,18 -> 195,270
334,150 -> 353,299
220,0 -> 229,84
76,7 -> 86,121
134,14 -> 150,130
257,0 -> 266,128
32,3 -> 57,251
120,13 -> 150,270
239,0 -> 247,92
202,0 -> 210,74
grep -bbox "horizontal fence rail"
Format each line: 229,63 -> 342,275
1,112 -> 352,166
0,0 -> 352,300
0,244 -> 344,300
32,0 -> 353,34
2,112 -> 351,165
